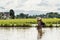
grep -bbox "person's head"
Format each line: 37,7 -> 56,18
36,17 -> 42,21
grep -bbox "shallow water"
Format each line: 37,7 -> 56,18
0,27 -> 60,40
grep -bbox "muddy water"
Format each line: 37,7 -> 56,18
0,27 -> 60,40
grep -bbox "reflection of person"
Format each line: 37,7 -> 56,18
37,29 -> 42,39
37,17 -> 45,39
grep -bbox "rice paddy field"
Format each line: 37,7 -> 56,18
0,18 -> 60,27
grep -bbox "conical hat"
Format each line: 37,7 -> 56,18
36,17 -> 42,20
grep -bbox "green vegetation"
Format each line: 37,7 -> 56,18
16,12 -> 60,18
10,9 -> 15,19
0,18 -> 60,27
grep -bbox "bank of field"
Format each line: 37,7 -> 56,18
0,18 -> 60,27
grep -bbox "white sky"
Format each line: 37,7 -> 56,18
0,0 -> 60,12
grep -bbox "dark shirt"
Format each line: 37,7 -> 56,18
37,21 -> 45,29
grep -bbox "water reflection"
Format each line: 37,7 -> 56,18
37,29 -> 43,40
37,28 -> 45,40
0,27 -> 59,40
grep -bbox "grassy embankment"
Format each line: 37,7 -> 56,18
0,18 -> 60,27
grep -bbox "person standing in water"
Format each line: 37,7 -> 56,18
37,17 -> 45,30
37,17 -> 45,39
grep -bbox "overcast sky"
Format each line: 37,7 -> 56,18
0,0 -> 60,12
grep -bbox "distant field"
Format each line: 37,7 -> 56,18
0,18 -> 60,27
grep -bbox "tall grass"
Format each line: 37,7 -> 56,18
0,18 -> 60,27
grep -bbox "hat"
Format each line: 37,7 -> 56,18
36,17 -> 42,20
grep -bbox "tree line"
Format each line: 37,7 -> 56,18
10,9 -> 60,19
16,12 -> 60,18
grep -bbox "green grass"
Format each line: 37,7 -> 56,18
42,18 -> 60,24
0,18 -> 60,27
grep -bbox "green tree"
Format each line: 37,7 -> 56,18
25,14 -> 29,18
46,12 -> 59,18
20,13 -> 25,18
10,9 -> 15,19
46,12 -> 54,18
